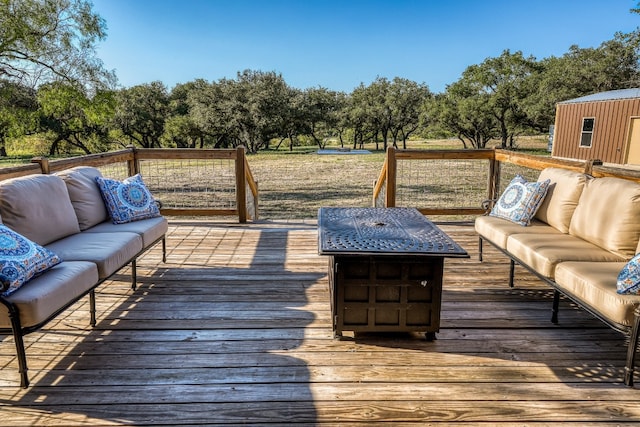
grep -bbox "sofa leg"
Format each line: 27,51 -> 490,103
509,260 -> 515,288
8,305 -> 29,388
478,236 -> 483,262
551,290 -> 560,324
89,290 -> 96,327
624,307 -> 640,386
131,259 -> 137,291
162,237 -> 167,263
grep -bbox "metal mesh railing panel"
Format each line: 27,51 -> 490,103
395,158 -> 491,210
97,163 -> 130,181
137,158 -> 237,209
497,163 -> 541,194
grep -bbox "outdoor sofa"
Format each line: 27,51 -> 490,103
0,166 -> 167,387
475,167 -> 640,386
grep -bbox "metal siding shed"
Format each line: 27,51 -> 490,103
553,88 -> 640,164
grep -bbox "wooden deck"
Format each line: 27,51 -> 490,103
1,220 -> 640,425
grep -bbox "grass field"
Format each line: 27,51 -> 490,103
1,136 -> 550,219
244,136 -> 549,219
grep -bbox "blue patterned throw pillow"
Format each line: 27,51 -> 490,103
490,175 -> 551,226
95,174 -> 161,224
0,225 -> 61,296
617,254 -> 640,295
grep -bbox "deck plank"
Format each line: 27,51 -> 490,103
1,220 -> 639,425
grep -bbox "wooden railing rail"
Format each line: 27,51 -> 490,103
5,147 -> 258,223
244,155 -> 259,220
31,149 -> 135,175
372,157 -> 388,208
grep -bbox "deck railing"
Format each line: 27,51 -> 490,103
4,146 -> 640,221
1,147 -> 258,223
374,147 -> 640,217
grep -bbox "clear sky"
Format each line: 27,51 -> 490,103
92,0 -> 640,94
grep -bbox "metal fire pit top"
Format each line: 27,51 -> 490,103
318,207 -> 468,257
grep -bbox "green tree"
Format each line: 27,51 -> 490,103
276,87 -> 306,151
112,81 -> 169,148
456,50 -> 539,148
0,80 -> 38,155
213,70 -> 291,153
346,77 -> 431,150
37,81 -> 114,155
348,83 -> 378,149
0,0 -> 115,88
523,31 -> 640,131
365,77 -> 392,150
300,87 -> 345,150
434,86 -> 496,149
162,80 -> 209,148
187,80 -> 235,148
387,77 -> 431,149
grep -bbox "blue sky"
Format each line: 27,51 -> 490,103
92,0 -> 640,94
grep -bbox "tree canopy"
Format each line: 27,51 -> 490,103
0,0 -> 115,88
1,0 -> 640,156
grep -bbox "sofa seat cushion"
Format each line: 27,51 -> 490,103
83,216 -> 168,248
475,216 -> 561,250
569,177 -> 640,259
506,233 -> 625,278
0,174 -> 80,245
45,232 -> 143,279
555,261 -> 640,328
534,168 -> 588,234
57,166 -> 109,231
0,261 -> 98,329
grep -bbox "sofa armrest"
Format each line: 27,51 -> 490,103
481,198 -> 496,215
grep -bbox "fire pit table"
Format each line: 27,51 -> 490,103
318,207 -> 468,340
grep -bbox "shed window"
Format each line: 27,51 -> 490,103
580,118 -> 595,148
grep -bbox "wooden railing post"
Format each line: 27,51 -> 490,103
385,146 -> 396,207
127,145 -> 139,176
487,150 -> 500,210
30,157 -> 50,174
235,146 -> 248,223
584,159 -> 603,176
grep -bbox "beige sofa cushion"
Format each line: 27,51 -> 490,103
475,216 -> 561,250
0,261 -> 98,329
0,174 -> 80,245
569,177 -> 640,259
46,232 -> 143,279
555,261 -> 640,328
506,233 -> 624,278
84,216 -> 168,248
534,168 -> 588,233
57,166 -> 108,230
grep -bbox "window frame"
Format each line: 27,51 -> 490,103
579,117 -> 595,148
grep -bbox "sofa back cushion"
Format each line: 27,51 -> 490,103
0,174 -> 80,245
569,177 -> 640,259
57,166 -> 109,230
534,168 -> 588,233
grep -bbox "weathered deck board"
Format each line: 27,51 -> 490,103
1,220 -> 639,425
